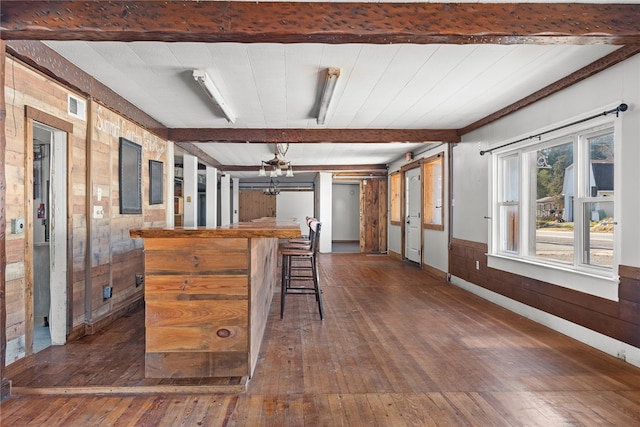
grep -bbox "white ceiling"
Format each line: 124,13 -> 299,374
43,40 -> 620,178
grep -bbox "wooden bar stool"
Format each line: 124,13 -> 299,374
280,220 -> 324,320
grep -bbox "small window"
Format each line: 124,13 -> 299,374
422,154 -> 444,230
390,172 -> 402,225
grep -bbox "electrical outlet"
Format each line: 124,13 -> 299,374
475,260 -> 480,270
103,285 -> 113,300
136,274 -> 144,287
11,218 -> 25,234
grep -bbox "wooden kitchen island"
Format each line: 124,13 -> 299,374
129,218 -> 301,379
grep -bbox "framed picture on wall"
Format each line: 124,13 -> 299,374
119,137 -> 142,214
149,160 -> 163,205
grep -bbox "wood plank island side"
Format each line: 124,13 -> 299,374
129,218 -> 301,379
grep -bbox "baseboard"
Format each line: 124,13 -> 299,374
421,263 -> 447,280
1,378 -> 12,401
388,250 -> 402,260
84,297 -> 144,336
66,323 -> 86,343
450,275 -> 640,369
5,354 -> 35,379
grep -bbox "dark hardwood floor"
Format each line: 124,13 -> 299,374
2,253 -> 640,426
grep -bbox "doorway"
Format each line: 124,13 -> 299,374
31,122 -> 68,352
405,167 -> 421,263
332,182 -> 360,253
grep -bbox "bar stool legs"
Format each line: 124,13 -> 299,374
280,221 -> 324,320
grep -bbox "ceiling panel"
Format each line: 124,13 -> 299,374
44,40 -> 620,176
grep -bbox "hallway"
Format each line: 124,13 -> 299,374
2,253 -> 640,425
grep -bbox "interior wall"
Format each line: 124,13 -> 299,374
388,146 -> 450,273
3,57 -> 168,367
451,54 -> 640,366
331,183 -> 359,241
276,191 -> 314,235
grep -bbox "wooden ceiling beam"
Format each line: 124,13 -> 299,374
5,40 -> 168,138
220,164 -> 388,173
169,128 -> 460,144
2,2 -> 639,45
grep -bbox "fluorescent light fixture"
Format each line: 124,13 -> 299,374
317,67 -> 340,125
192,69 -> 236,123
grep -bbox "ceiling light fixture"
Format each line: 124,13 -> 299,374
259,143 -> 294,178
192,69 -> 236,123
263,178 -> 281,196
317,67 -> 340,125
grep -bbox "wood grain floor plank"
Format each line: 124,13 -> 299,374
2,253 -> 640,425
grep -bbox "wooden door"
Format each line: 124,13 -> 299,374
359,178 -> 388,253
239,190 -> 276,222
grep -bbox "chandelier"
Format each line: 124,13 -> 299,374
263,178 -> 280,196
259,143 -> 294,177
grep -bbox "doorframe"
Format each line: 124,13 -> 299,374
25,107 -> 73,352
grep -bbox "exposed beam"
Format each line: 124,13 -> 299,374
460,44 -> 640,135
174,142 -> 224,169
5,41 -> 168,139
169,129 -> 460,144
2,2 -> 640,45
221,164 -> 388,173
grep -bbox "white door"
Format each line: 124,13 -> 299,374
405,167 -> 421,263
32,123 -> 68,348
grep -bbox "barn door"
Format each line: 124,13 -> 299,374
239,190 -> 276,221
359,178 -> 388,253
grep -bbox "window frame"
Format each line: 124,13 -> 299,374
488,115 -> 620,301
421,153 -> 445,230
390,171 -> 402,225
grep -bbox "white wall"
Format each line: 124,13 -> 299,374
316,172 -> 333,253
276,191 -> 315,235
388,146 -> 450,273
451,54 -> 640,366
331,183 -> 359,241
458,54 -> 640,270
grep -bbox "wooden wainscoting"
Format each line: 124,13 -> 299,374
450,238 -> 640,349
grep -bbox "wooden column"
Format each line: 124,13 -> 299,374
0,39 -> 11,400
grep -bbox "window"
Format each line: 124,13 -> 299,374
422,154 -> 444,230
390,172 -> 402,225
493,124 -> 615,276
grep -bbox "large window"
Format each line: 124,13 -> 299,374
494,125 -> 615,275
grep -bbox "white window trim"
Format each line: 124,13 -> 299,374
487,106 -> 622,301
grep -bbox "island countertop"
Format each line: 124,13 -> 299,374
129,217 -> 302,239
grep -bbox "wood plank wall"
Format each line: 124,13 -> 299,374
239,190 -> 275,222
249,238 -> 278,377
449,238 -> 640,349
3,55 -> 168,372
143,237 -> 251,378
0,39 -> 10,400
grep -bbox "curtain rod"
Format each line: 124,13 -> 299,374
479,103 -> 628,156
